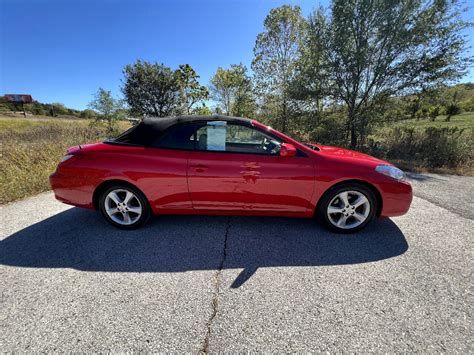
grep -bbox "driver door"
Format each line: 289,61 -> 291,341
187,122 -> 316,213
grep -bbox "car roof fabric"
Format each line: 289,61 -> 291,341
113,114 -> 252,146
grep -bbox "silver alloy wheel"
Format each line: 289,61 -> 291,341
104,189 -> 142,226
326,190 -> 371,230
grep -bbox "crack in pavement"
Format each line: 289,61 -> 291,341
200,216 -> 231,354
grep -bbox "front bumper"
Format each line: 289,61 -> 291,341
379,179 -> 413,217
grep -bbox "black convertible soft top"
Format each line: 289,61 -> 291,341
111,114 -> 252,146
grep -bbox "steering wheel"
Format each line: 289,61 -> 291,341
260,137 -> 269,152
260,137 -> 279,154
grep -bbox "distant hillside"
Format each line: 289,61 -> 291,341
0,97 -> 96,119
442,83 -> 474,112
461,83 -> 474,108
399,82 -> 474,120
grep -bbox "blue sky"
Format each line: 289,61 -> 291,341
0,0 -> 473,110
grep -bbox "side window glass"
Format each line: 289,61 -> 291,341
196,121 -> 226,151
153,124 -> 197,150
195,122 -> 282,155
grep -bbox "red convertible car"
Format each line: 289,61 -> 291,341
50,115 -> 412,233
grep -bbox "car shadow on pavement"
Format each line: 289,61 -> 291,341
406,172 -> 445,182
0,208 -> 408,287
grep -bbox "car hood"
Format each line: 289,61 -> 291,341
311,144 -> 390,165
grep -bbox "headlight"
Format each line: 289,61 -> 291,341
375,165 -> 406,180
60,154 -> 74,163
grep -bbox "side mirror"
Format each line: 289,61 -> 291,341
280,143 -> 297,157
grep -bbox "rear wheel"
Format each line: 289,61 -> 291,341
318,183 -> 376,233
99,184 -> 151,229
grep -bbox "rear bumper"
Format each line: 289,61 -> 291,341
49,171 -> 95,209
379,180 -> 413,217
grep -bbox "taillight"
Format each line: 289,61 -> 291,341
59,154 -> 82,165
60,154 -> 75,163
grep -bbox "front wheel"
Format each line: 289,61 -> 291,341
99,184 -> 151,229
318,183 -> 376,233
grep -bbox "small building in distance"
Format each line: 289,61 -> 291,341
4,94 -> 33,117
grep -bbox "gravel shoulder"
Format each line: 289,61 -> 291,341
407,172 -> 474,220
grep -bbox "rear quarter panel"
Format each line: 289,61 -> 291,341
51,144 -> 191,212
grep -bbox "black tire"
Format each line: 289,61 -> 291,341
317,183 -> 377,234
98,183 -> 151,229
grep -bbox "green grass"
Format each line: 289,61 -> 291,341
392,111 -> 474,129
0,117 -> 131,204
373,111 -> 474,141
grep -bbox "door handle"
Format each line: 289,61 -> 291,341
191,164 -> 208,173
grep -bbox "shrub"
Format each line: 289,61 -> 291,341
445,103 -> 461,118
285,112 -> 348,147
80,109 -> 97,119
428,106 -> 440,121
460,97 -> 474,112
370,126 -> 473,169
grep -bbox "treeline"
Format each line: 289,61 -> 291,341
107,0 -> 471,150
0,97 -> 90,118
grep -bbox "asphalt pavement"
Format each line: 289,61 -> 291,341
0,173 -> 472,352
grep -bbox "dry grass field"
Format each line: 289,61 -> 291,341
0,117 -> 131,204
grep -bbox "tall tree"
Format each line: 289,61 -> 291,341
209,67 -> 233,115
122,60 -> 181,117
252,5 -> 305,132
289,7 -> 329,126
176,64 -> 209,114
209,64 -> 255,117
88,88 -> 123,133
324,0 -> 472,148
